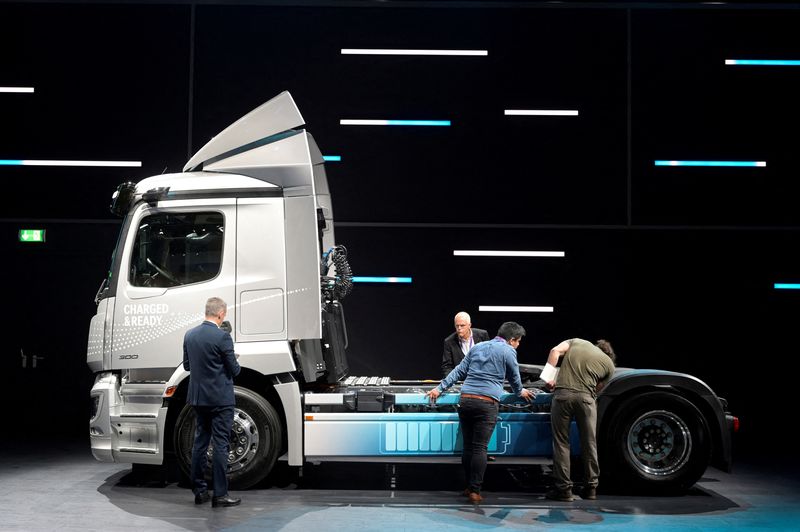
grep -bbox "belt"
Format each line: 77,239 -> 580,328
460,393 -> 498,403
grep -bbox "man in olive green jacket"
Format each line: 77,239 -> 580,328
544,338 -> 616,501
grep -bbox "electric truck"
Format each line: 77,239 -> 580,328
88,92 -> 737,492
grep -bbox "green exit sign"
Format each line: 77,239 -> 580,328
19,229 -> 46,243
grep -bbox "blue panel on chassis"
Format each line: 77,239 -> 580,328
379,415 -> 554,455
303,409 -> 579,457
392,391 -> 552,406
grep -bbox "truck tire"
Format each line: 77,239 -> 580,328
603,391 -> 710,493
174,386 -> 284,490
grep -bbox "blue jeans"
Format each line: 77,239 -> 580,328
458,397 -> 500,493
191,405 -> 234,497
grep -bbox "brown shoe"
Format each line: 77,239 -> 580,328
580,486 -> 597,500
545,488 -> 574,502
467,491 -> 483,504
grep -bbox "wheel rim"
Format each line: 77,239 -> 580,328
626,409 -> 692,476
205,407 -> 261,474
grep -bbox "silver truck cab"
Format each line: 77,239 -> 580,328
88,92 -> 340,469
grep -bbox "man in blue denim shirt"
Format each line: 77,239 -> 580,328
427,321 -> 533,503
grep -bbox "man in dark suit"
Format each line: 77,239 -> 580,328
183,297 -> 241,508
442,311 -> 490,377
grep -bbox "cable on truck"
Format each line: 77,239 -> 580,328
321,245 -> 353,301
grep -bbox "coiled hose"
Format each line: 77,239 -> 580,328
322,245 -> 353,301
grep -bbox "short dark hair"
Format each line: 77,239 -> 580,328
595,339 -> 616,363
497,321 -> 526,341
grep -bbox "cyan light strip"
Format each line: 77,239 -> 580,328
393,392 -> 541,406
0,159 -> 141,167
393,394 -> 460,406
505,110 -> 579,116
454,250 -> 565,257
340,119 -> 451,127
0,87 -> 34,93
726,59 -> 800,66
352,276 -> 412,283
479,305 -> 554,313
342,49 -> 487,56
323,155 -> 341,162
775,283 -> 800,290
655,160 -> 766,167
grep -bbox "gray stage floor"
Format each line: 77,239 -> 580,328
1,441 -> 798,531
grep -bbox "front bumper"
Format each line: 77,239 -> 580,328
89,372 -> 168,465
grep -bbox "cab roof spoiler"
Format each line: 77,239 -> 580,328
183,91 -> 324,195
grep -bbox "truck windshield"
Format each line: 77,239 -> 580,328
130,211 -> 224,288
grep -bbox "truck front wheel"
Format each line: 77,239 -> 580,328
174,386 -> 283,490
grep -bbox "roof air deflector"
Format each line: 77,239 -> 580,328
184,91 -> 305,172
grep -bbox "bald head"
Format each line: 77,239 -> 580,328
454,311 -> 472,340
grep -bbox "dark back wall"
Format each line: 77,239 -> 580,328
2,2 -> 798,457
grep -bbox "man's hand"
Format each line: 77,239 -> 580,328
426,388 -> 441,403
545,380 -> 555,391
519,388 -> 534,402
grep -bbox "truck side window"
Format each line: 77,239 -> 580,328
129,212 -> 224,288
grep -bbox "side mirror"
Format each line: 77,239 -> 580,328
110,182 -> 137,217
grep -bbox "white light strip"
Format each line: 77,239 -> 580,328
339,119 -> 450,126
342,49 -> 488,56
504,110 -> 579,116
0,159 -> 142,167
479,306 -> 554,313
341,119 -> 388,126
0,87 -> 34,93
454,250 -> 565,258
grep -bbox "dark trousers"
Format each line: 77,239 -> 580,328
458,397 -> 500,493
550,389 -> 599,492
191,405 -> 234,497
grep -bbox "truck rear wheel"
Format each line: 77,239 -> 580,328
603,391 -> 710,493
174,386 -> 283,490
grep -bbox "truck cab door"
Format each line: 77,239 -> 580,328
109,199 -> 237,370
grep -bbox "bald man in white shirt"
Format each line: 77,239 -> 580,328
441,311 -> 489,377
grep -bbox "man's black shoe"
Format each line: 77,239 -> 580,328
212,495 -> 241,508
194,491 -> 210,505
544,488 -> 574,502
